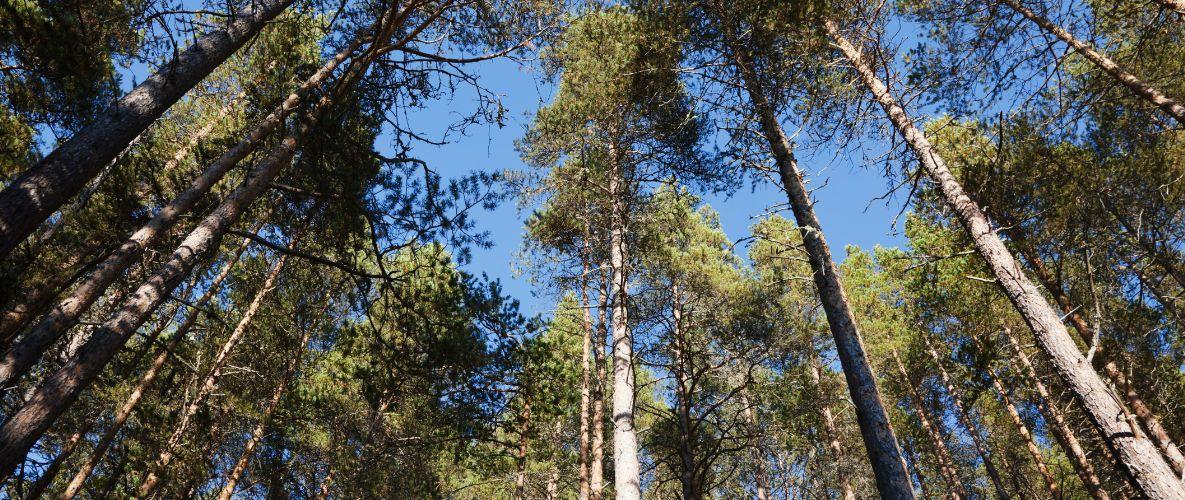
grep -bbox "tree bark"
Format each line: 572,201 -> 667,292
893,349 -> 966,499
829,21 -> 1185,497
809,359 -> 856,500
514,388 -> 533,500
1001,221 -> 1185,476
0,0 -> 293,258
591,273 -> 609,500
724,23 -> 913,497
924,339 -> 1010,499
671,286 -> 700,500
989,367 -> 1061,498
997,0 -> 1185,124
579,258 -> 593,500
215,308 -> 316,500
20,426 -> 86,500
138,245 -> 292,497
607,155 -> 641,500
0,36 -> 360,390
1004,327 -> 1110,499
59,232 -> 252,499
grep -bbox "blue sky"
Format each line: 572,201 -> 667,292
402,57 -> 910,317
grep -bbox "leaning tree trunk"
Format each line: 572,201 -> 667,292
0,0 -> 293,258
0,36 -> 361,390
901,438 -> 934,499
607,155 -> 642,500
809,358 -> 857,500
827,20 -> 1185,497
725,27 -> 913,497
0,245 -> 107,349
1000,220 -> 1185,476
138,246 -> 293,497
924,339 -> 1010,499
1003,327 -> 1110,500
59,232 -> 253,499
0,80 -> 339,480
893,349 -> 966,499
215,308 -> 317,500
998,0 -> 1185,125
989,367 -> 1061,498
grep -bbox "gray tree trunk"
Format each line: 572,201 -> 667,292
828,20 -> 1185,498
0,38 -> 358,390
607,160 -> 642,500
0,0 -> 293,258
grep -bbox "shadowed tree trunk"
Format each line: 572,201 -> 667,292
893,349 -> 966,499
0,37 -> 361,390
0,0 -> 293,258
59,231 -> 253,499
137,244 -> 293,497
828,20 -> 1185,498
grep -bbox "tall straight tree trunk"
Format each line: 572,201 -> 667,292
215,310 -> 316,500
60,232 -> 253,499
1003,327 -> 1110,500
736,384 -> 770,500
989,367 -> 1061,498
607,157 -> 641,500
828,20 -> 1185,497
723,23 -> 912,496
590,274 -> 609,500
138,246 -> 293,497
809,359 -> 856,500
514,388 -> 533,500
893,349 -> 966,499
0,0 -> 293,258
924,339 -> 1010,499
579,257 -> 594,500
1000,219 -> 1185,476
0,31 -> 380,477
997,0 -> 1185,124
671,286 -> 700,500
0,36 -> 361,390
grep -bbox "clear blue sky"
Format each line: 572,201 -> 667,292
402,57 -> 910,317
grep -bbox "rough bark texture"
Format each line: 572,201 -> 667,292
579,259 -> 593,500
727,29 -> 913,497
138,247 -> 292,497
607,162 -> 641,500
828,21 -> 1185,498
810,360 -> 856,500
0,38 -> 358,390
925,339 -> 1010,499
60,233 -> 251,499
0,0 -> 293,258
893,349 -> 966,499
1003,223 -> 1185,476
1004,328 -> 1110,500
998,0 -> 1185,124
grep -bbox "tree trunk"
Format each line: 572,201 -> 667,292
924,339 -> 1010,499
1001,221 -> 1185,476
724,25 -> 913,497
215,310 -> 315,500
138,246 -> 292,497
0,36 -> 359,390
579,258 -> 593,500
514,388 -> 533,500
607,156 -> 641,500
1003,327 -> 1110,499
0,246 -> 104,349
0,34 -> 377,478
893,349 -> 966,499
809,359 -> 856,500
59,232 -> 252,499
998,0 -> 1185,124
828,21 -> 1185,498
591,274 -> 609,500
21,426 -> 86,500
0,0 -> 293,258
989,366 -> 1061,498
671,286 -> 700,500
738,387 -> 770,500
